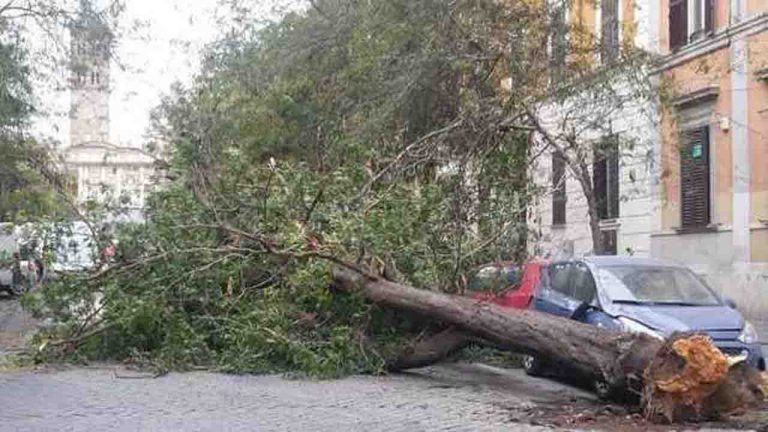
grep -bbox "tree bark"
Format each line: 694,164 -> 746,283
386,327 -> 472,371
333,268 -> 658,385
332,268 -> 765,423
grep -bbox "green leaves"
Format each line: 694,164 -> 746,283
31,0 -> 537,376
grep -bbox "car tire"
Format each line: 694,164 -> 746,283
522,355 -> 546,376
593,378 -> 615,400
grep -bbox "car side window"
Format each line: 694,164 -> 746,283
548,263 -> 572,296
468,266 -> 499,291
571,263 -> 597,304
468,265 -> 521,293
500,266 -> 522,291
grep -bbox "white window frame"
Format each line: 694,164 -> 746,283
688,0 -> 706,40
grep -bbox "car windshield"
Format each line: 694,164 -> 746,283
596,265 -> 721,306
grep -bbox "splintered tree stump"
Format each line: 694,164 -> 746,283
331,268 -> 766,423
643,333 -> 765,423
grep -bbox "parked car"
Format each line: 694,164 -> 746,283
525,256 -> 766,397
466,259 -> 545,309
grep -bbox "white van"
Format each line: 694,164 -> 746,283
46,221 -> 98,275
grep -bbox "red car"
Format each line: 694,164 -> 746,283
466,259 -> 546,309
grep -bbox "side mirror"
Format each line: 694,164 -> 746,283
723,297 -> 738,309
571,301 -> 594,320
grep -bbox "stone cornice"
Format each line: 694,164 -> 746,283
654,13 -> 768,73
671,85 -> 720,107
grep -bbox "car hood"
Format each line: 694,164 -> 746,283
607,304 -> 744,338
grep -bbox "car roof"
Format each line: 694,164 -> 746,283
579,255 -> 687,268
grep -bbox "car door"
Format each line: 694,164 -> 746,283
532,262 -> 583,317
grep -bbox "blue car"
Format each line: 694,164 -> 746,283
524,256 -> 765,397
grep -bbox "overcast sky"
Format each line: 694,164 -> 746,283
32,0 -> 302,149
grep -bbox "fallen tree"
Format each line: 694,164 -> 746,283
332,268 -> 765,423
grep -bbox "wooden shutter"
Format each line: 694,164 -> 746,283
601,0 -> 620,62
669,0 -> 688,50
704,0 -> 715,33
550,4 -> 568,83
593,154 -> 608,220
593,137 -> 620,220
607,140 -> 620,219
552,152 -> 567,225
680,127 -> 711,229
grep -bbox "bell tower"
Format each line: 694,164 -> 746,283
69,6 -> 111,147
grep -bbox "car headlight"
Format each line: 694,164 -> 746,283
618,317 -> 665,340
738,321 -> 759,344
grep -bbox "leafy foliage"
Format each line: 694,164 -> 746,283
27,0 -> 655,376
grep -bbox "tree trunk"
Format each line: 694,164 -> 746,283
386,327 -> 472,371
574,158 -> 604,256
332,268 -> 765,423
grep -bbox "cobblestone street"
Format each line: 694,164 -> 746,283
0,363 -> 580,432
0,297 -> 37,355
1,299 -> 765,431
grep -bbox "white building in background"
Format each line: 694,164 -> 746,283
528,0 -> 658,259
62,9 -> 158,219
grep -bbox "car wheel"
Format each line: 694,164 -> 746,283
522,355 -> 545,376
593,378 -> 614,400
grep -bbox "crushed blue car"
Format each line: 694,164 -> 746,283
524,256 -> 765,397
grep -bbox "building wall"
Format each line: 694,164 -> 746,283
658,47 -> 733,230
64,144 -> 157,212
746,31 -> 768,264
651,1 -> 768,319
70,88 -> 109,146
529,0 -> 657,260
747,0 -> 768,17
69,19 -> 111,148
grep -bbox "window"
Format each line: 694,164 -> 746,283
571,263 -> 597,304
599,230 -> 618,256
74,71 -> 87,86
468,265 -> 521,293
680,127 -> 711,229
549,2 -> 568,83
546,263 -> 598,304
669,0 -> 688,50
552,151 -> 567,225
593,136 -> 620,220
548,263 -> 572,295
601,0 -> 620,62
669,0 -> 715,50
692,0 -> 715,40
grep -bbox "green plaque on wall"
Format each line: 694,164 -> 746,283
691,142 -> 703,158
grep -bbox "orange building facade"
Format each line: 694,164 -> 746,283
652,0 -> 768,318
